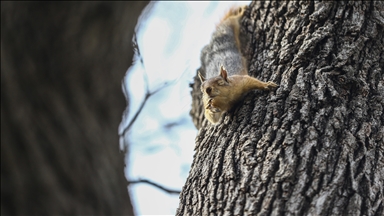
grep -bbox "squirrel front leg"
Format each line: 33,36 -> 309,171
231,75 -> 278,93
247,77 -> 278,90
202,95 -> 224,124
203,99 -> 222,124
205,98 -> 221,113
209,96 -> 232,112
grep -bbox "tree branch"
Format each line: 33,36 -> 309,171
119,33 -> 170,136
128,178 -> 181,195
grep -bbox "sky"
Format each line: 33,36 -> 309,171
119,1 -> 250,215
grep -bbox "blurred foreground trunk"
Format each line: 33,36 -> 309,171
183,1 -> 383,215
1,1 -> 148,215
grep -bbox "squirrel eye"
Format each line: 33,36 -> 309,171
218,80 -> 225,85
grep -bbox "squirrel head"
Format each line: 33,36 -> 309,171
199,66 -> 230,97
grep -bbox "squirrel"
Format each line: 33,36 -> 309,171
198,5 -> 278,124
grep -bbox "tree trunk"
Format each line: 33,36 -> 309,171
1,2 -> 148,215
181,1 -> 383,215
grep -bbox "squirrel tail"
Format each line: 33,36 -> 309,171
219,5 -> 247,24
217,5 -> 248,56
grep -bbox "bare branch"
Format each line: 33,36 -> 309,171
119,33 -> 191,137
119,81 -> 170,136
128,178 -> 181,195
119,33 -> 180,136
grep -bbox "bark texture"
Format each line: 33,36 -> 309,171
182,1 -> 383,215
1,2 -> 148,215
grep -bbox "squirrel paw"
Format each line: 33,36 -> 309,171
265,81 -> 279,90
206,98 -> 221,113
210,107 -> 221,113
205,98 -> 213,109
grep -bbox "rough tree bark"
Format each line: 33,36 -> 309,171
1,2 -> 148,215
182,1 -> 383,215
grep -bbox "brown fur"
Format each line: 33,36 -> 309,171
199,5 -> 278,124
200,66 -> 278,124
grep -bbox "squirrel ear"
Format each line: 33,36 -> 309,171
220,66 -> 228,82
198,71 -> 205,82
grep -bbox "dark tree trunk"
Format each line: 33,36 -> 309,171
1,1 -> 148,215
182,1 -> 383,215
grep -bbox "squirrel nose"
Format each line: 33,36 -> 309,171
206,87 -> 212,94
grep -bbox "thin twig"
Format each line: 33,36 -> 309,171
119,33 -> 190,136
120,33 -> 168,136
128,178 -> 181,195
119,81 -> 169,136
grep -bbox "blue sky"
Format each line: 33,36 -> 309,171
120,2 -> 250,215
